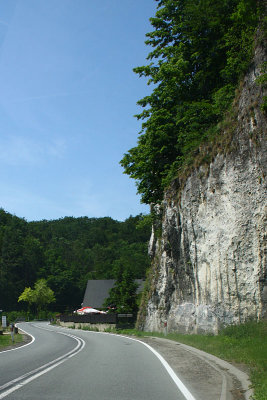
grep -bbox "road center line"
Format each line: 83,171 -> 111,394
0,324 -> 85,399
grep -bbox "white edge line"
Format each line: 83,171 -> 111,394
0,325 -> 35,354
0,324 -> 85,399
33,325 -> 196,400
84,330 -> 197,400
135,338 -> 197,400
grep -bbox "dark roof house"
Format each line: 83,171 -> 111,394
82,279 -> 145,309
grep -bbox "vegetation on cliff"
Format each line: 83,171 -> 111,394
0,209 -> 150,312
120,0 -> 264,204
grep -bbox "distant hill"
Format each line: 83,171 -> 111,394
0,209 -> 151,312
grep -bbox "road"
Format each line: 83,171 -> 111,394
0,322 -> 196,400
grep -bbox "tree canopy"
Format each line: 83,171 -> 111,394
18,279 -> 55,313
0,209 -> 150,312
120,0 -> 261,204
104,267 -> 139,314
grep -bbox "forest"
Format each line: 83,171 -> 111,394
0,209 -> 151,312
1,0 -> 265,316
120,0 -> 264,205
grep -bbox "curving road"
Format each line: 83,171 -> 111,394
0,322 -> 196,400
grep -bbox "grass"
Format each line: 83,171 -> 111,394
0,332 -> 24,349
117,321 -> 267,400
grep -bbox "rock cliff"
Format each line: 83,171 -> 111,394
138,33 -> 267,334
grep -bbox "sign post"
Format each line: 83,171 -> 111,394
2,315 -> 7,328
164,320 -> 167,336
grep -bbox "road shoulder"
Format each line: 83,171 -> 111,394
133,336 -> 253,400
0,332 -> 32,353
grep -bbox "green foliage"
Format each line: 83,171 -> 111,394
18,279 -> 55,313
0,333 -> 23,348
18,287 -> 35,305
0,209 -> 151,312
104,267 -> 139,314
120,0 -> 261,204
256,62 -> 267,113
81,325 -> 100,332
4,310 -> 32,323
4,310 -> 56,323
261,96 -> 267,113
0,209 -> 37,312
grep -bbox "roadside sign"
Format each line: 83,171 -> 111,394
2,316 -> 7,328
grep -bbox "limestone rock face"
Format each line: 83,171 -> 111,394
140,36 -> 267,334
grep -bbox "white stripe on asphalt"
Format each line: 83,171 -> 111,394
135,338 -> 197,400
1,323 -> 196,400
0,326 -> 35,354
0,324 -> 85,399
93,331 -> 197,400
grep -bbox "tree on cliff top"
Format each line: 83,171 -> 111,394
120,0 -> 260,205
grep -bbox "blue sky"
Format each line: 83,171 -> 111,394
0,0 -> 157,221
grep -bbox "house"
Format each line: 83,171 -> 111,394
82,279 -> 145,309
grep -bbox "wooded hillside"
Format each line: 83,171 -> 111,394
0,209 -> 150,312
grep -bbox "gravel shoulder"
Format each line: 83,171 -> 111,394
133,336 -> 253,400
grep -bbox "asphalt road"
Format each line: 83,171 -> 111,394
0,322 -> 195,400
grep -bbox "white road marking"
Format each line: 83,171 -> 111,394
89,331 -> 197,400
0,324 -> 85,399
1,323 -> 196,400
135,338 -> 197,400
0,326 -> 35,354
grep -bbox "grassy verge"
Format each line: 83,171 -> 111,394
117,321 -> 267,400
0,333 -> 24,349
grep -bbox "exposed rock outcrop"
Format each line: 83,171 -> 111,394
138,33 -> 267,334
